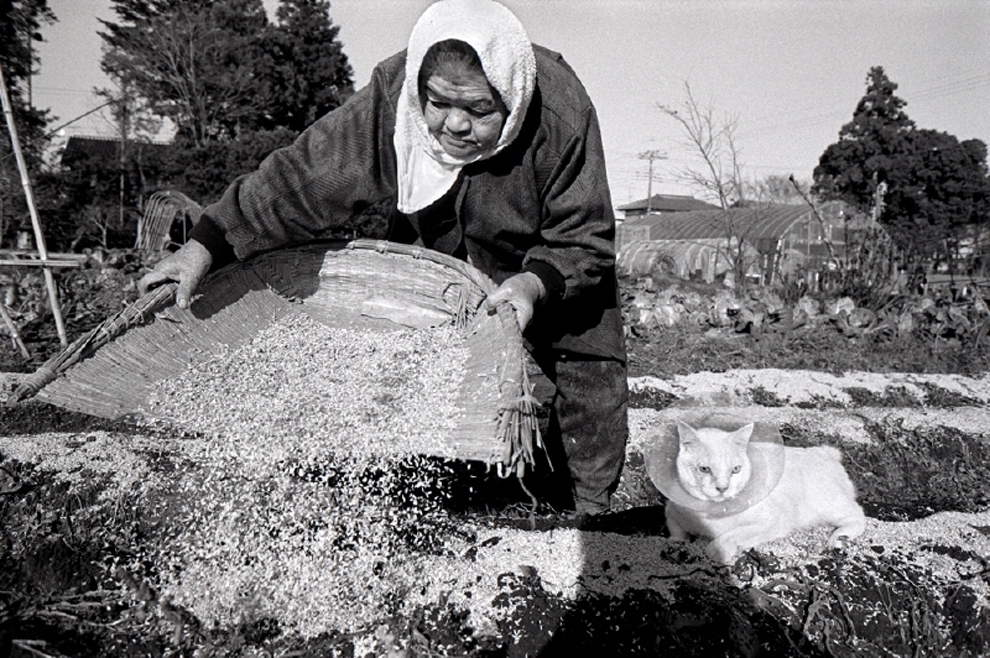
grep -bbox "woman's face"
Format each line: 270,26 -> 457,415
421,61 -> 508,159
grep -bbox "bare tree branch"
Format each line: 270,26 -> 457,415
658,81 -> 745,210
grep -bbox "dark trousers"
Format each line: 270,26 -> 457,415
530,352 -> 629,514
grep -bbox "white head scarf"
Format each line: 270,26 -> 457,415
394,0 -> 537,214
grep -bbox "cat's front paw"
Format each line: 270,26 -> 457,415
828,533 -> 854,551
705,538 -> 739,565
664,514 -> 689,541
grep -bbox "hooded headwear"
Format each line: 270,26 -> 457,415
394,0 -> 537,214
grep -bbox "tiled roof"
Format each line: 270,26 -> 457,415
61,136 -> 172,163
617,194 -> 721,213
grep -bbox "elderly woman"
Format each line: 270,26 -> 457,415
140,0 -> 627,517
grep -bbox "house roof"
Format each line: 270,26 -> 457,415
61,136 -> 172,164
617,194 -> 720,213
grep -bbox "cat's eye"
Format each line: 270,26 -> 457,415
732,465 -> 742,474
698,466 -> 711,474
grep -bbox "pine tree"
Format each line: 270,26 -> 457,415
0,0 -> 56,245
813,66 -> 990,263
259,0 -> 354,133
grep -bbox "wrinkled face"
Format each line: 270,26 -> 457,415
420,61 -> 508,159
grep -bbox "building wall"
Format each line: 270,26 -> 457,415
617,223 -> 652,248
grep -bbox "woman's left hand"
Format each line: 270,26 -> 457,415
485,272 -> 546,331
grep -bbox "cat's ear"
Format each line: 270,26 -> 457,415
730,423 -> 756,446
675,420 -> 699,445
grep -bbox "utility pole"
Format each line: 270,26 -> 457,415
872,178 -> 887,222
638,150 -> 667,214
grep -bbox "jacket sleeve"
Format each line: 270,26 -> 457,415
521,73 -> 617,304
189,56 -> 402,262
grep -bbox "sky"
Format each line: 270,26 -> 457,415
29,0 -> 990,206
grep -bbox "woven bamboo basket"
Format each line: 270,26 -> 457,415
12,239 -> 545,473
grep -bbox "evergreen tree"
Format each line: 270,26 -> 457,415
813,67 -> 915,212
0,0 -> 55,245
814,66 -> 990,264
883,129 -> 990,266
97,0 -> 355,205
258,0 -> 354,133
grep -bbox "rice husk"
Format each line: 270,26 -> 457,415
118,312 -> 478,636
143,312 -> 469,462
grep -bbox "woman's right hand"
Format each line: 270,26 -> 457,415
484,271 -> 545,332
138,239 -> 213,309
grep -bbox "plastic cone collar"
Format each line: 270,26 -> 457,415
643,411 -> 785,516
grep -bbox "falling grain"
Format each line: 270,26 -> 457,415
146,312 -> 469,462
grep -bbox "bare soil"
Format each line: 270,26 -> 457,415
1,264 -> 988,657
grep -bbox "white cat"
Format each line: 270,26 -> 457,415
664,420 -> 867,564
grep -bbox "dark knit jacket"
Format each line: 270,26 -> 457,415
190,45 -> 625,361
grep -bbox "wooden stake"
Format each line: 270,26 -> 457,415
0,62 -> 68,347
0,301 -> 30,359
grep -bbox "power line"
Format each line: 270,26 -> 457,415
33,85 -> 98,94
44,100 -> 115,138
738,68 -> 990,141
2,100 -> 116,165
910,74 -> 990,103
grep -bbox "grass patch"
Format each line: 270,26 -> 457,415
628,386 -> 679,410
843,385 -> 923,408
918,381 -> 985,408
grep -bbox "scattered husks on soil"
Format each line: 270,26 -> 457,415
121,312 -> 480,637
